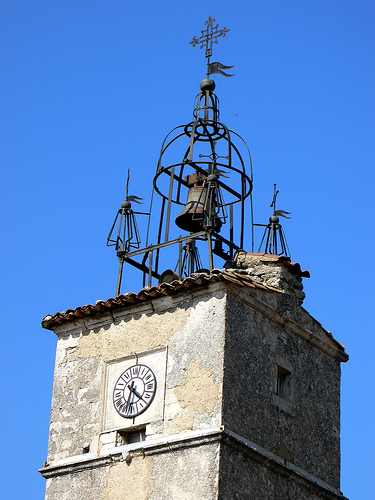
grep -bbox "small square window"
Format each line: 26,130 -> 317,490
116,428 -> 146,446
128,430 -> 146,444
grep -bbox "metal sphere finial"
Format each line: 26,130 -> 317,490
200,78 -> 216,92
121,200 -> 131,209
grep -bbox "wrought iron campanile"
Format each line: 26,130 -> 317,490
108,17 -> 253,295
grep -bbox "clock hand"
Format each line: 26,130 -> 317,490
128,385 -> 146,402
124,397 -> 132,414
132,388 -> 144,400
126,381 -> 135,396
125,381 -> 135,413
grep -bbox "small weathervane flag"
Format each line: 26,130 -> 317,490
208,62 -> 234,77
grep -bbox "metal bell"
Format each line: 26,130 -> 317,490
175,185 -> 207,232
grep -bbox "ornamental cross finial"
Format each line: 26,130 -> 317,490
270,183 -> 279,215
190,16 -> 234,78
190,16 -> 229,59
270,184 -> 291,219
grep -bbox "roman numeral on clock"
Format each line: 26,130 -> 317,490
115,398 -> 124,408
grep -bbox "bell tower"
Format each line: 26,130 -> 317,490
40,17 -> 348,500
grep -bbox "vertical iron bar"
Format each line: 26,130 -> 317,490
265,227 -> 271,254
155,198 -> 165,277
279,227 -> 285,255
176,162 -> 185,204
148,251 -> 153,287
165,167 -> 175,242
126,214 -> 131,253
145,185 -> 155,247
189,124 -> 197,161
207,232 -> 214,271
157,198 -> 166,245
250,193 -> 254,253
204,91 -> 209,122
178,240 -> 182,278
273,226 -> 277,255
240,175 -> 245,249
117,212 -> 124,250
190,240 -> 196,275
229,205 -> 234,257
116,259 -> 124,296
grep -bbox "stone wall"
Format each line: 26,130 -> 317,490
218,444 -> 341,500
46,285 -> 227,466
222,291 -> 342,488
45,441 -> 220,500
42,262 -> 347,499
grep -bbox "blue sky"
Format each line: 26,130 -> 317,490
1,1 -> 374,498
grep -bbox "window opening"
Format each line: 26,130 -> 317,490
276,366 -> 291,400
116,428 -> 146,446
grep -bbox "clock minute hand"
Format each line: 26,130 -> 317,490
129,385 -> 145,402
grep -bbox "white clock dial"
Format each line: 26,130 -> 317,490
113,364 -> 157,418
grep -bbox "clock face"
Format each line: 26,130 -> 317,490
113,364 -> 157,418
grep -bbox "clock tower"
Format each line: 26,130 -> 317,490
39,17 -> 348,500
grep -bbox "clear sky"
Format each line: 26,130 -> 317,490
1,1 -> 374,498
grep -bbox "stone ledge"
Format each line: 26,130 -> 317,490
39,427 -> 223,478
39,455 -> 113,478
39,427 -> 347,499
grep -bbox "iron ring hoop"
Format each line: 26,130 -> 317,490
153,162 -> 252,206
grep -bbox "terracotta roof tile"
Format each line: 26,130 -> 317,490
42,270 -> 280,330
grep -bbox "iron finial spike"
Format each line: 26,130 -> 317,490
270,183 -> 279,213
126,168 -> 130,199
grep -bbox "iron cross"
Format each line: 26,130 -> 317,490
270,184 -> 279,214
190,16 -> 230,61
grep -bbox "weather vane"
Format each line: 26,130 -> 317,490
270,184 -> 291,221
255,184 -> 291,256
190,16 -> 234,78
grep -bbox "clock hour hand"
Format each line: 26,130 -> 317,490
125,381 -> 135,413
126,381 -> 135,395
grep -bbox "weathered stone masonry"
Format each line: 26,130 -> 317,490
40,256 -> 348,500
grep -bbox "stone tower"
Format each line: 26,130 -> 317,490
40,18 -> 348,500
40,253 -> 348,499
